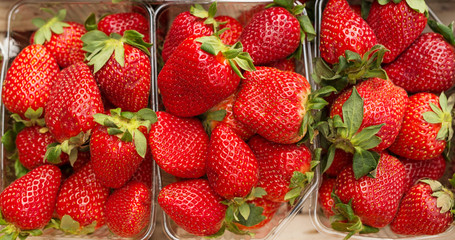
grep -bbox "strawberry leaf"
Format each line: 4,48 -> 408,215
133,129 -> 147,158
239,203 -> 250,221
190,4 -> 209,18
14,159 -> 28,178
45,143 -> 62,164
351,124 -> 385,150
342,87 -> 364,139
137,108 -> 157,123
353,148 -> 380,179
235,203 -> 266,227
32,9 -> 70,45
84,13 -> 97,31
405,0 -> 428,14
428,20 -> 455,46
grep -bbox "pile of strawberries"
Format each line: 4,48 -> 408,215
0,5 -> 155,239
315,0 -> 455,238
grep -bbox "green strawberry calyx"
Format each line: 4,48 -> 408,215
428,20 -> 455,46
45,131 -> 91,166
10,107 -> 46,128
45,215 -> 96,235
422,92 -> 454,141
420,179 -> 455,214
317,87 -> 384,179
377,0 -> 428,15
0,211 -> 43,240
81,30 -> 152,73
330,192 -> 379,240
32,8 -> 70,45
313,44 -> 389,92
190,2 -> 227,35
201,109 -> 227,137
93,108 -> 157,158
196,36 -> 256,79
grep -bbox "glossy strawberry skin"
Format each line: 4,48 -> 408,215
400,155 -> 446,192
149,111 -> 208,179
216,15 -> 243,45
106,181 -> 151,237
90,125 -> 146,189
234,67 -> 311,144
94,44 -> 151,112
248,135 -> 312,202
235,198 -> 282,230
206,123 -> 259,199
318,177 -> 336,218
335,152 -> 406,228
239,7 -> 300,65
330,78 -> 408,151
15,126 -> 56,170
44,62 -> 104,143
320,0 -> 377,65
158,179 -> 227,236
264,58 -> 296,72
131,152 -> 154,189
56,162 -> 109,229
385,32 -> 455,93
158,35 -> 241,117
0,165 -> 61,230
98,12 -> 150,42
2,44 -> 59,119
389,93 -> 446,160
367,1 -> 427,63
390,181 -> 453,235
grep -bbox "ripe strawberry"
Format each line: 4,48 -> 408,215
320,0 -> 377,64
82,30 -> 152,112
384,21 -> 455,93
235,198 -> 282,230
206,123 -> 258,199
131,151 -> 154,189
32,9 -> 86,68
56,162 -> 109,233
158,35 -> 254,117
318,177 -> 336,218
233,67 -> 313,144
389,92 -> 453,160
390,179 -> 454,235
248,135 -> 312,203
149,111 -> 208,179
158,179 -> 227,236
214,15 -> 243,45
334,152 -> 405,229
401,155 -> 446,192
105,181 -> 151,237
366,0 -> 428,63
44,62 -> 104,163
203,91 -> 255,140
350,4 -> 361,17
264,58 -> 296,72
91,108 -> 156,188
97,12 -> 150,43
324,149 -> 352,177
2,44 -> 59,119
0,165 -> 61,236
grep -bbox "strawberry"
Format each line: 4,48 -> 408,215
32,9 -> 86,68
332,152 -> 405,232
149,111 -> 208,179
207,123 -> 259,200
320,0 -> 377,65
96,12 -> 150,43
44,62 -> 104,164
248,135 -> 313,203
324,149 -> 352,177
203,91 -> 255,140
350,4 -> 362,17
158,179 -> 227,236
158,35 -> 254,117
81,30 -> 152,112
384,21 -> 455,93
318,177 -> 336,218
55,162 -> 109,233
401,155 -> 446,192
264,58 -> 296,72
2,44 -> 59,119
0,165 -> 61,238
91,108 -> 156,188
234,198 -> 282,230
16,126 -> 59,170
214,15 -> 243,45
366,0 -> 428,63
390,179 -> 454,235
389,92 -> 454,160
131,151 -> 154,189
105,181 -> 151,237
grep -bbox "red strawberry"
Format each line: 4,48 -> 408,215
248,135 -> 312,203
367,0 -> 428,63
318,177 -> 336,218
320,0 -> 377,65
334,152 -> 406,229
158,35 -> 254,117
32,9 -> 86,68
235,198 -> 282,230
350,4 -> 362,17
105,181 -> 151,237
0,165 -> 61,235
233,67 -> 312,144
131,151 -> 154,189
206,123 -> 259,199
401,155 -> 446,192
81,30 -> 152,112
384,21 -> 455,93
149,111 -> 208,179
97,12 -> 150,43
2,44 -> 59,119
264,58 -> 296,72
390,179 -> 454,235
158,179 -> 227,236
56,162 -> 109,233
324,149 -> 352,177
389,92 -> 453,160
91,108 -> 156,188
216,15 -> 243,45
